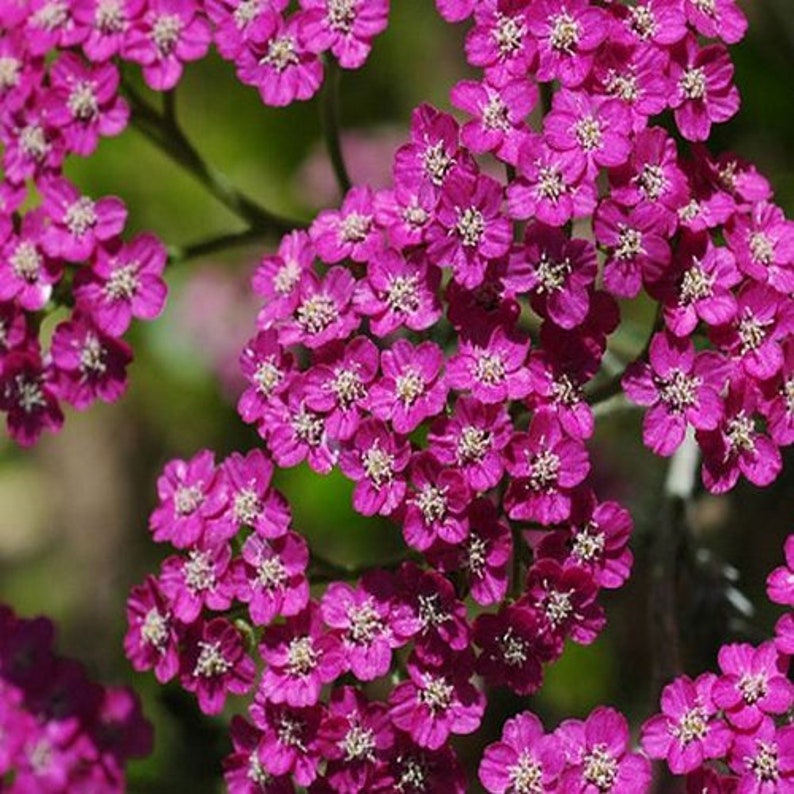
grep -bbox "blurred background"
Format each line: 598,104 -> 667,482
1,1 -> 793,790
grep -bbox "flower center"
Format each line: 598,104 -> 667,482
286,635 -> 318,676
331,367 -> 365,409
607,72 -> 640,103
141,608 -> 167,649
386,275 -> 421,314
395,369 -> 426,407
79,334 -> 106,374
465,535 -> 487,576
0,57 -> 21,91
637,164 -> 668,201
257,556 -> 288,589
422,142 -> 453,185
396,757 -> 428,792
575,116 -> 602,152
233,0 -> 260,28
482,95 -> 510,131
537,165 -> 567,202
572,526 -> 606,562
749,232 -> 775,265
680,67 -> 707,101
10,242 -> 42,282
474,352 -> 506,385
493,13 -> 525,58
544,589 -> 573,627
274,260 -> 301,295
174,484 -> 204,516
151,13 -> 182,56
67,81 -> 99,120
247,754 -> 271,786
19,124 -> 48,160
340,211 -> 371,243
328,0 -> 356,33
193,641 -> 231,677
340,724 -> 376,762
415,485 -> 447,524
535,254 -> 572,292
509,753 -> 544,794
105,262 -> 140,299
292,406 -> 325,446
690,0 -> 716,15
417,593 -> 449,630
679,262 -> 714,304
630,4 -> 656,38
64,197 -> 98,237
347,599 -> 383,644
549,12 -> 580,53
262,35 -> 299,71
296,293 -> 338,335
418,674 -> 454,712
673,706 -> 708,744
184,550 -> 215,592
583,745 -> 619,791
659,370 -> 700,413
254,357 -> 282,397
500,628 -> 528,666
32,0 -> 68,30
738,672 -> 768,704
615,227 -> 644,260
13,375 -> 45,414
457,426 -> 491,463
529,448 -> 561,490
552,375 -> 582,405
277,717 -> 306,750
750,742 -> 779,783
233,488 -> 262,525
362,443 -> 394,488
726,411 -> 756,453
456,207 -> 486,248
738,311 -> 768,353
96,0 -> 125,31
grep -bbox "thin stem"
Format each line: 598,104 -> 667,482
321,56 -> 352,195
123,79 -> 302,237
168,228 -> 275,263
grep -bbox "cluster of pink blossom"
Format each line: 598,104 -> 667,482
0,6 -> 171,445
0,605 -> 152,793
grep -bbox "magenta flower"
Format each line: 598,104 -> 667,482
237,330 -> 296,428
652,231 -> 741,337
320,572 -> 399,681
235,14 -> 324,107
557,706 -> 652,793
205,0 -> 284,60
301,0 -> 389,69
728,719 -> 794,794
479,711 -> 564,794
216,448 -> 292,540
74,233 -> 168,336
616,0 -> 688,48
593,200 -> 671,297
279,266 -> 357,349
223,716 -> 295,794
447,323 -> 531,404
236,530 -> 309,626
304,335 -> 379,440
504,412 -> 590,525
45,53 -> 129,156
1,99 -> 66,185
402,451 -> 470,551
354,248 -> 442,337
0,209 -> 63,311
622,331 -> 730,456
684,0 -> 747,44
641,673 -> 733,774
149,449 -> 228,548
375,735 -> 466,793
426,167 -> 511,288
124,0 -> 212,90
310,185 -> 383,264
464,1 -> 536,87
249,699 -> 323,786
508,222 -> 597,328
388,650 -> 485,750
507,134 -> 595,227
474,604 -> 545,696
712,642 -> 794,731
0,350 -> 63,447
258,604 -> 345,707
318,686 -> 393,792
181,618 -> 256,715
159,540 -> 235,622
73,0 -> 145,62
428,395 -> 513,492
40,176 -> 127,263
124,576 -> 181,684
451,78 -> 537,165
725,202 -> 794,294
369,339 -> 447,434
526,0 -> 608,87
374,182 -> 436,248
759,339 -> 794,446
544,89 -> 632,176
338,419 -> 410,517
767,535 -> 794,607
669,36 -> 740,142
698,381 -> 783,494
49,314 -> 133,409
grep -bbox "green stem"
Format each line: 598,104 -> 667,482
321,57 -> 352,195
123,80 -> 301,237
168,228 -> 276,263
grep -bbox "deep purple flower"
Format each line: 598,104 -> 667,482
223,716 -> 295,794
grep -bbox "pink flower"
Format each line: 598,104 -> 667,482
641,673 -> 733,774
258,603 -> 345,707
668,36 -> 740,142
479,711 -> 564,794
556,706 -> 652,793
236,530 -> 309,625
728,719 -> 794,794
223,716 -> 294,794
123,0 -> 212,91
235,14 -> 324,107
427,167 -> 512,288
237,330 -> 296,428
683,0 -> 747,44
74,233 -> 168,336
300,0 -> 389,69
73,0 -> 145,62
310,185 -> 383,264
767,535 -> 794,607
388,650 -> 484,750
181,618 -> 256,715
369,339 -> 447,434
44,53 -> 129,156
338,419 -> 410,517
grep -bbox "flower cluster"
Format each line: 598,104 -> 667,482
0,605 -> 152,793
120,0 -> 794,791
0,10 -> 171,445
636,531 -> 794,791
